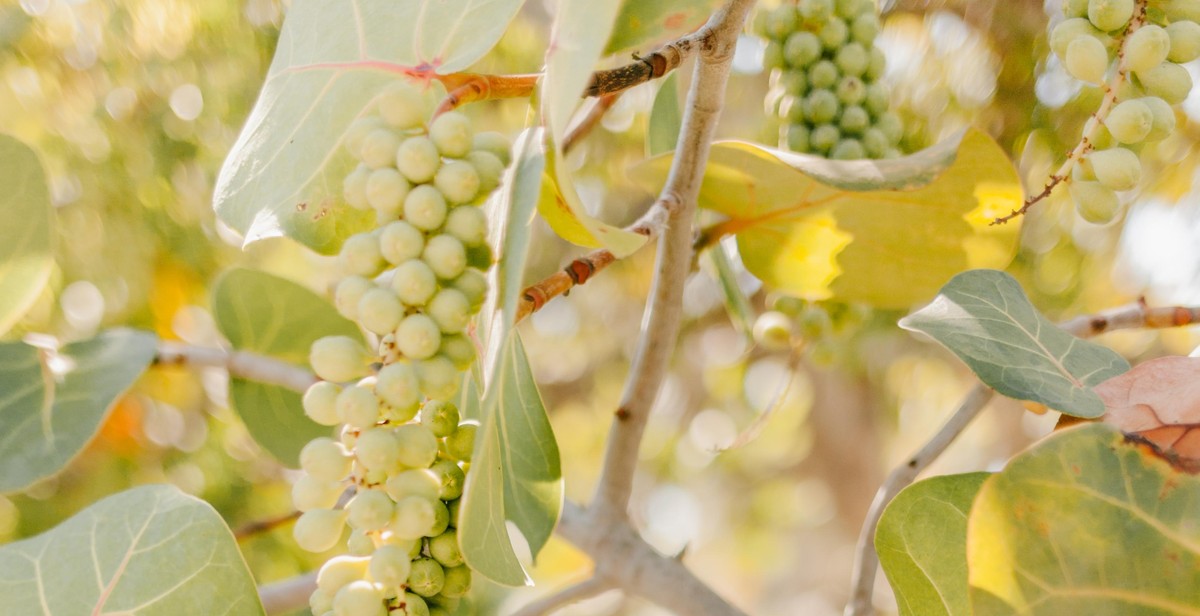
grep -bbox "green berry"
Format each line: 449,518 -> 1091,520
471,131 -> 512,165
416,355 -> 460,400
389,496 -> 437,540
398,592 -> 430,616
1070,180 -> 1121,223
785,124 -> 811,152
800,0 -> 834,22
358,287 -> 403,335
877,111 -> 903,143
862,127 -> 889,158
429,530 -> 463,568
864,81 -> 889,115
310,336 -> 371,383
403,185 -> 449,231
1166,21 -> 1200,63
1088,147 -> 1141,191
379,220 -> 425,265
1065,35 -> 1110,83
407,558 -> 445,598
317,555 -> 370,595
1124,24 -> 1170,73
439,565 -> 471,598
293,508 -> 348,553
784,31 -> 823,67
347,489 -> 395,531
766,4 -> 799,39
427,288 -> 472,334
397,136 -> 441,184
423,234 -> 468,280
804,89 -> 840,124
778,69 -> 809,96
429,112 -> 473,158
1050,18 -> 1109,60
378,81 -> 429,129
443,205 -> 488,247
368,544 -> 413,588
430,459 -> 465,500
839,105 -> 870,135
835,42 -> 870,77
444,421 -> 477,462
1140,96 -> 1176,141
346,529 -> 375,556
292,474 -> 344,511
336,383 -> 381,429
376,361 -> 420,410
354,428 -> 402,473
301,436 -> 353,482
360,128 -> 401,169
808,60 -> 840,90
303,380 -> 342,426
850,13 -> 879,45
439,334 -> 476,370
819,17 -> 849,50
1137,61 -> 1193,104
753,311 -> 794,351
763,40 -> 785,70
338,232 -> 385,278
810,123 -> 841,153
1064,0 -> 1090,18
433,160 -> 480,205
390,259 -> 439,307
466,150 -> 505,194
831,138 -> 865,159
344,164 -> 370,210
1104,98 -> 1153,143
333,580 -> 386,616
334,276 -> 371,321
396,313 -> 442,360
864,46 -> 886,81
450,269 -> 488,308
1087,0 -> 1134,32
385,468 -> 441,502
836,76 -> 867,105
366,168 -> 410,218
343,116 -> 386,160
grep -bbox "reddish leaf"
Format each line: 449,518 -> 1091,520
1096,356 -> 1200,470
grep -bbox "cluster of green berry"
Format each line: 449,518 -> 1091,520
1052,0 -> 1199,222
755,0 -> 903,159
752,296 -> 873,366
290,80 -> 511,616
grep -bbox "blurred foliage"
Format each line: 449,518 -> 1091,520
1,1 -> 1199,615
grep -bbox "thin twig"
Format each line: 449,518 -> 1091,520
562,92 -> 623,154
508,578 -> 613,616
234,510 -> 300,541
991,0 -> 1148,224
845,298 -> 1200,615
155,340 -> 316,392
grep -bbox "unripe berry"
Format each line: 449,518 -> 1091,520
434,160 -> 480,204
366,168 -> 410,218
407,558 -> 446,597
292,474 -> 344,511
354,427 -> 402,472
427,288 -> 472,334
1166,21 -> 1200,64
1140,96 -> 1176,141
391,259 -> 439,307
1050,18 -> 1106,59
429,112 -> 473,158
336,383 -> 381,429
835,42 -> 870,77
427,499 -> 450,537
810,123 -> 841,153
864,47 -> 886,81
310,336 -> 371,383
877,111 -> 903,144
303,380 -> 342,425
389,496 -> 437,540
394,423 -> 440,468
1137,61 -> 1192,104
429,530 -> 464,567
443,206 -> 488,247
466,150 -> 505,194
338,232 -> 385,278
333,580 -> 386,616
778,69 -> 808,96
784,31 -> 822,68
835,0 -> 862,18
346,528 -> 375,556
851,13 -> 879,45
1088,147 -> 1141,191
1065,35 -> 1109,84
864,81 -> 889,115
378,81 -> 429,129
450,269 -> 488,308
421,400 -> 461,438
430,459 -> 466,500
386,468 -> 442,502
1124,24 -> 1170,73
360,128 -> 401,169
294,508 -> 348,552
1064,0 -> 1090,17
765,4 -> 798,39
753,311 -> 795,351
416,355 -> 460,400
862,127 -> 889,158
818,17 -> 849,50
808,60 -> 839,90
785,124 -> 810,152
444,421 -> 478,462
439,334 -> 477,370
347,489 -> 395,531
396,136 -> 441,184
301,436 -> 353,482
344,116 -> 386,159
1087,0 -> 1134,32
368,544 -> 413,588
376,361 -> 421,410
379,220 -> 425,265
334,276 -> 371,321
831,138 -> 865,160
398,592 -> 430,616
310,588 -> 334,615
836,76 -> 867,106
439,565 -> 472,598
1070,180 -> 1121,224
800,0 -> 834,21
422,234 -> 468,280
396,314 -> 442,360
403,185 -> 448,231
358,287 -> 404,335
471,131 -> 512,165
839,105 -> 870,136
317,555 -> 371,596
1104,98 -> 1153,144
446,498 -> 462,528
343,164 -> 370,210
804,89 -> 840,124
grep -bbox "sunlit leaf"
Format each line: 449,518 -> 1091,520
214,0 -> 527,253
900,269 -> 1129,418
0,329 -> 157,494
0,484 -> 263,615
212,268 -> 358,465
647,72 -> 682,157
541,1 -> 648,257
0,134 -> 53,337
606,0 -> 721,54
877,472 -> 990,616
968,424 -> 1200,615
461,130 -> 563,586
630,128 -> 1023,308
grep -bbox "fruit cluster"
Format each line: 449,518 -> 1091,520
1052,0 -> 1199,222
291,80 -> 511,616
755,0 -> 903,159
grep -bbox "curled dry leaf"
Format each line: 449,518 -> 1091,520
1095,356 -> 1200,471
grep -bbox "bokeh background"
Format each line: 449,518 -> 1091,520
2,0 -> 1199,614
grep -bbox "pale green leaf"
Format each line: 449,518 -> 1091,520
877,472 -> 990,616
212,268 -> 358,465
540,0 -> 648,257
0,484 -> 263,615
0,134 -> 53,337
0,329 -> 156,494
606,0 -> 722,54
899,269 -> 1129,418
647,72 -> 682,157
214,0 -> 526,253
629,128 -> 1024,308
969,424 -> 1200,615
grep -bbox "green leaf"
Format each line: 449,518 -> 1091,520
606,0 -> 722,54
461,129 -> 563,586
877,472 -> 990,616
461,334 -> 562,587
0,484 -> 264,615
629,128 -> 1024,308
968,424 -> 1200,615
0,329 -> 157,494
212,268 -> 359,465
541,1 -> 648,257
899,269 -> 1130,418
214,0 -> 527,253
0,134 -> 53,337
647,72 -> 682,157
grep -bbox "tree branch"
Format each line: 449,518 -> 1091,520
508,577 -> 612,616
845,298 -> 1200,615
562,92 -> 623,154
155,340 -> 316,392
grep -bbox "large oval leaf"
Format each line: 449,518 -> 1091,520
0,134 -> 53,337
214,0 -> 526,253
540,1 -> 648,258
0,329 -> 157,494
899,269 -> 1130,419
0,484 -> 263,615
968,424 -> 1200,615
877,472 -> 990,616
605,0 -> 722,55
212,268 -> 358,465
629,128 -> 1023,308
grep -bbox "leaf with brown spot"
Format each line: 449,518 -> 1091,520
1096,356 -> 1200,471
